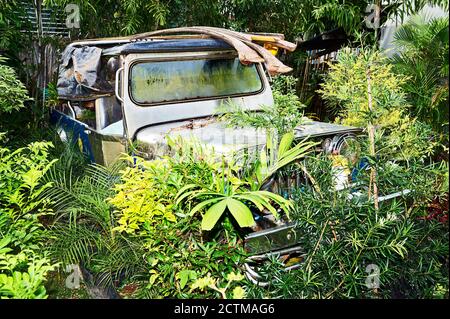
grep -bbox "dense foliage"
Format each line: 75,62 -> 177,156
246,154 -> 448,298
0,138 -> 58,298
43,142 -> 248,298
220,75 -> 310,138
319,48 -> 436,161
0,0 -> 448,300
0,57 -> 30,114
391,15 -> 449,140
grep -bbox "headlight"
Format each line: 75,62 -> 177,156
324,133 -> 361,166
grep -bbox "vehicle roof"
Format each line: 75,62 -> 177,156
104,38 -> 233,55
69,38 -> 234,55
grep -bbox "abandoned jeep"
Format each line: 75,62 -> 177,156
51,28 -> 377,285
51,27 -> 361,165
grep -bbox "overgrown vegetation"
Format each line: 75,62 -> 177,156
390,15 -> 449,143
0,138 -> 58,298
0,0 -> 448,300
246,154 -> 448,298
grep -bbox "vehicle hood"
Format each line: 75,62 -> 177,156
134,116 -> 361,158
135,117 -> 267,157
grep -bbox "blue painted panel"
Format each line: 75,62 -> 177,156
50,110 -> 95,163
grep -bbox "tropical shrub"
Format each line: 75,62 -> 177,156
0,138 -> 58,298
220,90 -> 307,136
116,212 -> 247,298
244,45 -> 448,299
175,132 -> 317,231
43,161 -> 143,293
108,152 -> 248,298
319,48 -> 436,161
271,75 -> 298,95
0,56 -> 30,114
246,154 -> 448,299
391,15 -> 449,137
104,133 -> 319,296
44,139 -> 248,298
0,245 -> 56,299
108,158 -> 179,234
176,175 -> 291,231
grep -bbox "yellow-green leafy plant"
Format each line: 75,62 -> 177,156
219,90 -> 308,136
318,47 -> 436,162
190,271 -> 246,299
0,246 -> 57,299
108,156 -> 180,234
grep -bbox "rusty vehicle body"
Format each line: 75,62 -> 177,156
52,28 -> 388,285
51,30 -> 360,166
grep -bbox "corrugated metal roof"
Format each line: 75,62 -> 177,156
16,1 -> 70,37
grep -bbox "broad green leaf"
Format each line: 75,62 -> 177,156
201,199 -> 227,231
190,197 -> 223,216
226,198 -> 255,228
175,188 -> 200,205
278,132 -> 294,158
0,236 -> 11,249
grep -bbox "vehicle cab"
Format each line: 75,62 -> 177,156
52,35 -> 362,166
52,37 -> 279,165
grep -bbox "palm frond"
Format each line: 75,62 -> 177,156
48,225 -> 104,267
44,159 -> 124,232
91,237 -> 148,288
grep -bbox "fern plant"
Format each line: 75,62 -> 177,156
220,91 -> 308,136
43,158 -> 147,289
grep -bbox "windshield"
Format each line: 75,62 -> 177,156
129,57 -> 263,105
